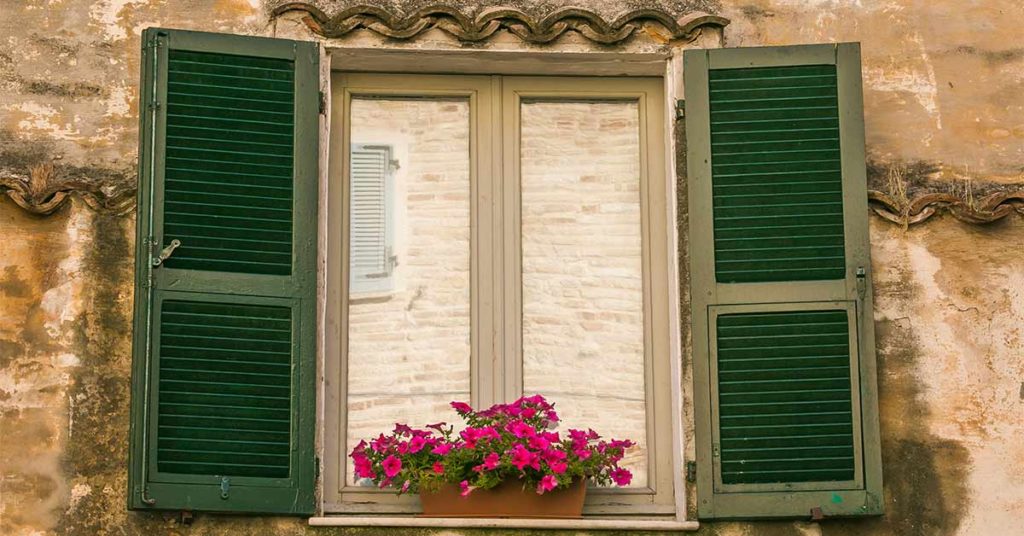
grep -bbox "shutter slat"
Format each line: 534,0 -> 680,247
716,311 -> 855,485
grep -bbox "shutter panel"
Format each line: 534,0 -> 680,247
128,28 -> 318,514
349,144 -> 394,293
686,43 -> 883,519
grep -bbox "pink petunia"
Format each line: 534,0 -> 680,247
528,436 -> 550,451
382,455 -> 402,478
507,420 -> 536,439
611,467 -> 633,486
574,448 -> 592,461
451,401 -> 473,414
431,443 -> 452,456
542,447 -> 567,465
432,462 -> 445,475
509,444 -> 537,471
549,461 -> 568,474
459,480 -> 476,497
537,474 -> 558,494
483,452 -> 501,471
353,454 -> 375,479
408,435 -> 427,453
545,410 -> 559,423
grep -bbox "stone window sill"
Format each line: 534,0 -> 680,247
308,516 -> 699,531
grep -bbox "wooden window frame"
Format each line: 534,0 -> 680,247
321,72 -> 681,518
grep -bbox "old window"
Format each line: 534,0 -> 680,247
324,74 -> 675,515
127,27 -> 881,524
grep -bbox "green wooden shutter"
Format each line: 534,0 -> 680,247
128,28 -> 319,514
685,43 -> 883,519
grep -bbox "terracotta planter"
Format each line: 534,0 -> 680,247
419,478 -> 587,518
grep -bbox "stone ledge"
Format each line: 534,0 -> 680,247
308,515 -> 700,531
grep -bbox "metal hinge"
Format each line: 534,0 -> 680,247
675,99 -> 686,119
712,443 -> 720,458
319,90 -> 327,115
220,476 -> 231,500
685,460 -> 697,482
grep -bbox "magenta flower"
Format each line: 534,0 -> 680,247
574,448 -> 592,461
482,452 -> 501,471
408,436 -> 427,453
549,461 -> 568,474
431,443 -> 452,456
509,444 -> 538,471
542,447 -> 567,465
370,433 -> 391,453
521,407 -> 537,419
353,454 -> 375,479
507,420 -> 535,438
459,480 -> 476,497
381,455 -> 402,478
528,436 -> 550,450
451,401 -> 472,414
537,474 -> 558,494
545,410 -> 559,423
432,462 -> 445,475
611,467 -> 633,486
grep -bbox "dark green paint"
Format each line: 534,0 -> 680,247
128,27 -> 319,515
709,64 -> 846,283
716,310 -> 855,485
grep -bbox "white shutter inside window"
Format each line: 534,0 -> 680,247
349,144 -> 394,293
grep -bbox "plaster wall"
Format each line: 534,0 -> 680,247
0,1 -> 1022,535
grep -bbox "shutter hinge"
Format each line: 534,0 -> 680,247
675,99 -> 686,119
712,443 -> 720,457
319,90 -> 327,115
152,239 -> 180,267
220,476 -> 231,500
685,460 -> 697,482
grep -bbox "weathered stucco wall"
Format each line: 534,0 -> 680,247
1,1 -> 1022,535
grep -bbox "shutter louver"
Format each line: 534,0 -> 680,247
129,28 -> 318,515
349,145 -> 393,292
716,310 -> 855,485
156,300 -> 292,479
709,65 -> 846,283
163,50 -> 295,276
686,44 -> 883,519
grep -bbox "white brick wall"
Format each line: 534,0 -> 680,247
520,102 -> 648,486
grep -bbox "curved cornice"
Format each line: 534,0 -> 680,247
1,164 -> 134,216
3,170 -> 1021,226
270,3 -> 729,44
869,190 -> 1024,226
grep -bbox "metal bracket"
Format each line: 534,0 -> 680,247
810,506 -> 825,521
319,90 -> 327,115
220,476 -> 230,500
856,266 -> 867,300
685,460 -> 697,482
675,99 -> 686,119
152,239 -> 181,267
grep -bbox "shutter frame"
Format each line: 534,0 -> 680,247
685,43 -> 883,519
128,28 -> 319,514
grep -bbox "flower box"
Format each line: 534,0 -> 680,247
419,478 -> 586,518
350,395 -> 634,518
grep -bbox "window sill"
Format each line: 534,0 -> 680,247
308,516 -> 699,531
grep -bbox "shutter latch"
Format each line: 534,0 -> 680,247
856,266 -> 867,300
220,476 -> 231,500
152,239 -> 181,267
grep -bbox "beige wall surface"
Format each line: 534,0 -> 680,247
1,1 -> 1022,535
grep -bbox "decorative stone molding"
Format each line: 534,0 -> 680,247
0,164 -> 135,216
270,3 -> 729,44
869,190 -> 1024,226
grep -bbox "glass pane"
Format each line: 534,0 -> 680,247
520,100 -> 648,487
346,97 -> 472,485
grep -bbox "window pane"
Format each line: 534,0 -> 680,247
346,98 -> 472,484
520,100 -> 648,487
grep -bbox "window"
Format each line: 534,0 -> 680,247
324,74 -> 675,514
127,27 -> 881,522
